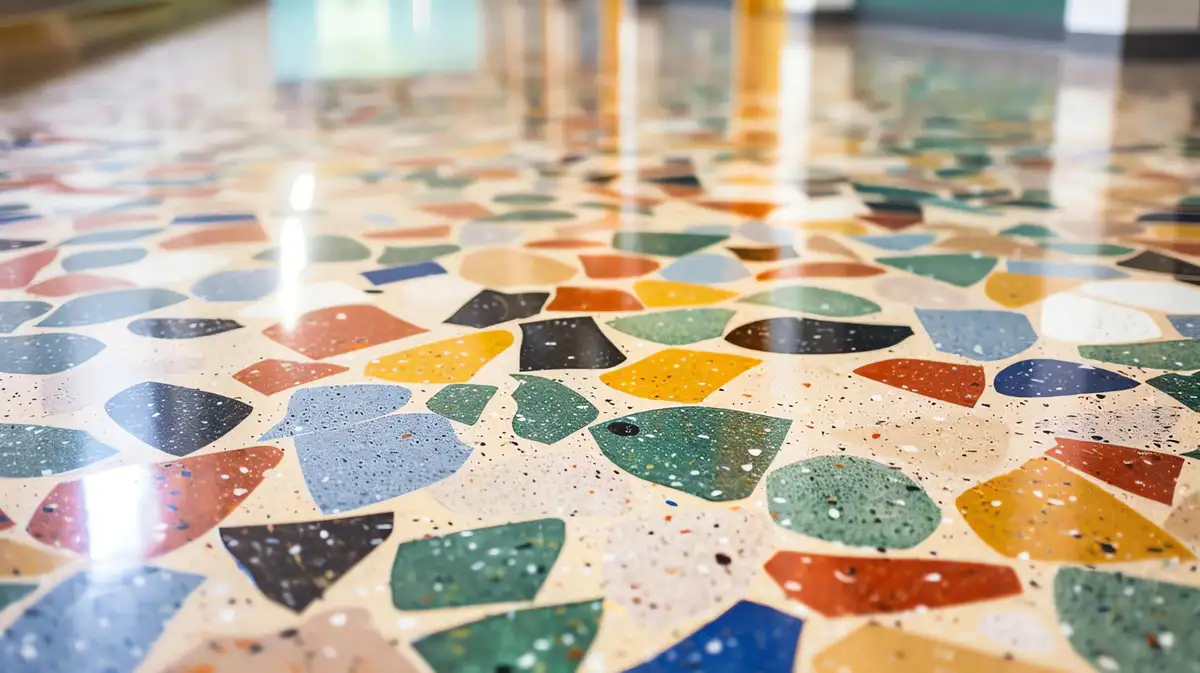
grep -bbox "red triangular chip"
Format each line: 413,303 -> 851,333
854,358 -> 986,408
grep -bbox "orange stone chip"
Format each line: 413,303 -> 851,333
234,359 -> 350,395
757,262 -> 884,280
854,358 -> 986,408
579,253 -> 661,279
26,446 -> 283,560
263,304 -> 426,360
363,224 -> 452,240
160,222 -> 268,249
956,457 -> 1195,564
765,551 -> 1021,617
547,286 -> 645,311
813,625 -> 1060,673
1045,437 -> 1184,505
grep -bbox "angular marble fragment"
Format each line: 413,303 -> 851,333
0,249 -> 55,289
173,213 -> 256,225
60,227 -> 160,245
661,253 -> 750,284
956,457 -> 1193,563
1055,568 -> 1200,673
0,301 -> 51,333
0,239 -> 42,251
511,374 -> 598,444
445,290 -> 549,328
985,272 -> 1082,308
936,234 -> 1045,258
590,406 -> 790,501
725,317 -> 914,354
756,261 -> 884,280
61,247 -> 148,272
127,317 -> 243,339
426,384 -> 497,425
1002,223 -> 1058,238
1147,372 -> 1200,411
1079,339 -> 1200,370
737,221 -> 794,245
0,333 -> 106,375
1041,241 -> 1133,256
878,253 -> 997,286
1117,249 -> 1200,277
805,234 -> 860,259
264,304 -> 426,360
159,222 -> 267,249
255,234 -> 370,263
741,285 -> 881,317
0,506 -> 10,531
365,224 -> 451,240
0,423 -> 117,477
365,330 -> 513,383
459,249 -> 576,287
1078,279 -> 1200,312
518,317 -> 626,371
767,456 -> 940,549
27,446 -> 283,559
546,286 -> 643,311
1040,293 -> 1161,343
361,261 -> 446,286
296,413 -> 472,514
606,308 -> 735,345
37,288 -> 186,327
812,625 -> 1058,673
916,308 -> 1037,361
579,253 -> 660,279
162,609 -> 419,673
854,358 -> 985,407
478,209 -> 575,222
633,280 -> 737,307
993,359 -> 1139,397
413,601 -> 604,673
765,551 -> 1021,616
856,233 -> 936,251
612,231 -> 726,257
0,566 -> 203,673
377,243 -> 459,266
25,273 -> 134,297
606,509 -> 772,630
600,348 -> 761,403
233,359 -> 348,396
0,537 -> 69,575
106,381 -> 252,456
259,384 -> 411,440
626,601 -> 802,673
391,518 -> 564,609
727,245 -> 798,262
1006,259 -> 1127,280
221,512 -> 394,613
696,200 -> 776,219
1045,437 -> 1184,505
0,584 -> 34,612
1169,314 -> 1200,338
191,267 -> 278,301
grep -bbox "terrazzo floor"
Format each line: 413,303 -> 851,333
1,1 -> 1200,672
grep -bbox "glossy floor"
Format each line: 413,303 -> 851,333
1,1 -> 1200,672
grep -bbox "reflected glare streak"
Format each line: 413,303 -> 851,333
83,464 -> 157,562
276,216 -> 309,330
289,172 -> 315,211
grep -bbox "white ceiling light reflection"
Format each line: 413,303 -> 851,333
83,464 -> 159,561
276,216 -> 309,331
289,171 -> 315,211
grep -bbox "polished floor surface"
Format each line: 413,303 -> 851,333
1,1 -> 1200,672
